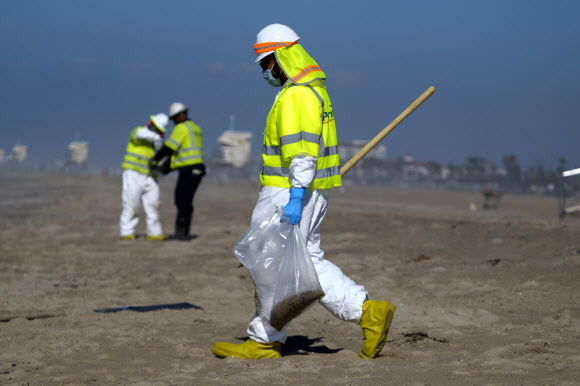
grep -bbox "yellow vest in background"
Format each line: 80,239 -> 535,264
122,127 -> 155,175
165,120 -> 204,169
260,44 -> 341,189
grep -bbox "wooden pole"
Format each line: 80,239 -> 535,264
340,86 -> 436,176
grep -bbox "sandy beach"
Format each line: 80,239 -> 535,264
1,171 -> 579,385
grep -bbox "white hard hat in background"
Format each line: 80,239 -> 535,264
150,113 -> 169,133
169,102 -> 188,118
254,23 -> 300,63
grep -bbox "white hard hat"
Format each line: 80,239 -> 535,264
254,23 -> 300,63
150,113 -> 169,133
169,102 -> 188,118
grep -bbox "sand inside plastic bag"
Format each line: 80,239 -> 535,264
269,290 -> 324,330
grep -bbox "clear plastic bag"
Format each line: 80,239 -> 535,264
234,206 -> 324,331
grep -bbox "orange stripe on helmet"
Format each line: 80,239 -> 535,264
254,41 -> 297,55
291,65 -> 323,82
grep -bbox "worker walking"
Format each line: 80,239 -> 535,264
152,103 -> 205,241
119,114 -> 169,240
211,24 -> 396,359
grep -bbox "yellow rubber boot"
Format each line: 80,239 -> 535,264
145,235 -> 164,241
359,300 -> 396,359
120,235 -> 135,241
211,339 -> 281,359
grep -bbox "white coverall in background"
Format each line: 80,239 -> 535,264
119,128 -> 164,238
247,156 -> 369,344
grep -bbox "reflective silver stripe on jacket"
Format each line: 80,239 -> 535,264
314,166 -> 340,179
262,144 -> 282,156
262,130 -> 337,159
263,138 -> 335,158
305,86 -> 338,159
279,131 -> 320,147
167,138 -> 180,148
320,145 -> 338,157
307,85 -> 324,124
122,160 -> 149,170
262,166 -> 290,177
125,152 -> 149,161
173,154 -> 202,163
178,146 -> 199,153
175,121 -> 201,157
261,165 -> 340,180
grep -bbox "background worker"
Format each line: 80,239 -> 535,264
151,102 -> 205,241
212,24 -> 396,360
119,113 -> 169,241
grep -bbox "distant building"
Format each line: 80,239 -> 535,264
12,145 -> 27,163
338,140 -> 387,163
214,114 -> 253,168
465,156 -> 496,177
440,166 -> 451,180
402,160 -> 431,179
68,141 -> 89,165
483,161 -> 496,176
216,131 -> 252,168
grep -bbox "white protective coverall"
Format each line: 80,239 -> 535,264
247,155 -> 368,344
119,128 -> 164,237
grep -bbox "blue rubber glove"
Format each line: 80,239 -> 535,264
284,187 -> 305,225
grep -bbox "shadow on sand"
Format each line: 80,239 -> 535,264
282,335 -> 342,356
232,335 -> 342,356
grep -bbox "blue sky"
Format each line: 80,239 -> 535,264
1,0 -> 579,170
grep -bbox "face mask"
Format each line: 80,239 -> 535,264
262,68 -> 282,87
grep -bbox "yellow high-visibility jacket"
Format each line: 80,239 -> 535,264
122,127 -> 155,175
165,120 -> 204,169
260,44 -> 341,189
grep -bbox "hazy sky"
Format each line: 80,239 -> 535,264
1,0 -> 579,170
